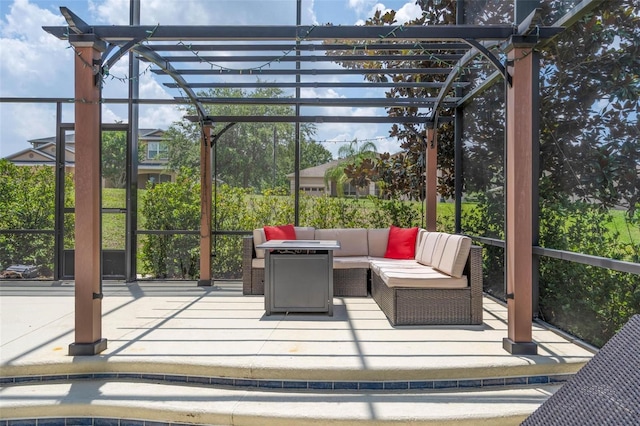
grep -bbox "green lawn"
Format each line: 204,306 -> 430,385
609,209 -> 640,245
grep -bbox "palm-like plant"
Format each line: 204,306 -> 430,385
324,139 -> 377,197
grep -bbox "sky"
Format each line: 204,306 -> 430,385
0,0 -> 424,158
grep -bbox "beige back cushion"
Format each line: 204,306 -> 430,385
295,226 -> 316,240
434,234 -> 472,278
315,228 -> 368,257
253,226 -> 316,259
367,228 -> 389,258
253,228 -> 267,258
415,228 -> 427,255
415,232 -> 444,267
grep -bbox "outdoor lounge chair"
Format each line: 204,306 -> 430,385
521,315 -> 640,425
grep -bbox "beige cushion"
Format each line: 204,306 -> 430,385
333,256 -> 371,269
253,228 -> 267,259
368,257 -> 424,275
434,234 -> 472,278
367,228 -> 389,258
415,228 -> 427,252
415,232 -> 444,267
429,233 -> 451,268
379,268 -> 468,289
251,258 -> 265,269
253,226 -> 316,258
295,226 -> 316,240
315,228 -> 368,257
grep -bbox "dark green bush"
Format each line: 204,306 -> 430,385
0,160 -> 57,276
140,173 -> 200,279
538,201 -> 640,347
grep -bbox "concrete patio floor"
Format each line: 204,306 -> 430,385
0,280 -> 595,425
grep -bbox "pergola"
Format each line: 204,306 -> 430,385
43,1 -> 571,357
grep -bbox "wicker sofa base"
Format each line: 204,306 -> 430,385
243,236 -> 483,326
245,266 -> 368,297
371,245 -> 483,326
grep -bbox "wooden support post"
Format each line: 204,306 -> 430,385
198,124 -> 213,286
69,36 -> 107,356
503,43 -> 538,355
425,127 -> 438,232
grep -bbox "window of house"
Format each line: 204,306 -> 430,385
147,142 -> 168,160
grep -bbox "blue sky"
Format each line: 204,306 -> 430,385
0,0 -> 423,157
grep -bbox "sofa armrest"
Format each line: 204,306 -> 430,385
467,245 -> 483,324
242,236 -> 255,295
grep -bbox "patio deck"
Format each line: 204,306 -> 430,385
0,280 -> 595,425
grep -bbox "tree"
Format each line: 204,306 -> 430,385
301,139 -> 334,170
326,3 -> 458,201
324,139 -> 377,197
102,130 -> 144,188
538,0 -> 640,216
164,86 -> 330,192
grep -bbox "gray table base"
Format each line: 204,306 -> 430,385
264,250 -> 334,316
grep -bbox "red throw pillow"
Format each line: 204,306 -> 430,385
263,224 -> 296,241
384,225 -> 419,259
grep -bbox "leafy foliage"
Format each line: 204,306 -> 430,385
324,139 -> 378,197
163,87 -> 331,192
537,201 -> 640,347
0,160 -> 63,276
101,130 -> 144,188
139,171 -> 201,279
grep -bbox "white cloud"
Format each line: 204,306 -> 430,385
394,2 -> 423,24
91,0 -> 300,26
0,0 -> 75,154
348,0 -> 374,14
139,104 -> 183,129
0,0 -> 72,95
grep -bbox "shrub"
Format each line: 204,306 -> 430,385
139,173 -> 200,279
0,160 -> 57,276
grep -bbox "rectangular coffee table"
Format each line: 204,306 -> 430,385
256,240 -> 340,316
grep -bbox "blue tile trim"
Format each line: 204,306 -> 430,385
282,380 -> 309,389
482,378 -> 505,387
94,419 -> 120,426
359,381 -> 384,390
458,379 -> 483,388
66,418 -> 93,425
433,380 -> 458,389
308,381 -> 333,389
334,381 -> 358,390
548,374 -> 572,383
504,377 -> 528,386
258,380 -> 283,389
528,375 -> 549,385
2,421 -> 192,426
0,373 -> 573,392
409,380 -> 434,389
383,381 -> 408,390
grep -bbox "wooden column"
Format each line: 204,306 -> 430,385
425,127 -> 438,231
69,36 -> 107,356
503,43 -> 538,355
198,123 -> 213,286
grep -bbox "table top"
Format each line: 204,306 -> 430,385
256,239 -> 341,250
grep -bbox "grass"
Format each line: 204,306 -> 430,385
609,209 -> 640,245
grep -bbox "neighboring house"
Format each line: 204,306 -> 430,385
287,159 -> 377,197
3,129 -> 175,187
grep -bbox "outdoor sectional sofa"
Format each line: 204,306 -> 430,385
242,226 -> 483,325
